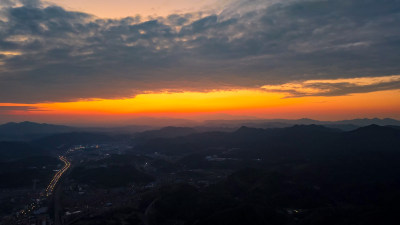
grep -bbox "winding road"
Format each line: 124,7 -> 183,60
47,156 -> 71,225
46,156 -> 71,196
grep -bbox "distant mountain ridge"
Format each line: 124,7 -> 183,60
336,118 -> 400,126
0,121 -> 74,133
203,118 -> 400,130
134,124 -> 400,157
0,121 -> 77,141
1,118 -> 400,141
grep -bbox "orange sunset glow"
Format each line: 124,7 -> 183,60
2,88 -> 399,125
1,0 -> 400,125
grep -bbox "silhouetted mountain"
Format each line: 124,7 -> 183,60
202,118 -> 400,130
203,118 -> 321,128
134,126 -> 197,142
135,125 -> 338,154
0,121 -> 76,141
134,124 -> 400,165
337,118 -> 400,126
350,124 -> 400,136
323,124 -> 360,131
281,124 -> 340,134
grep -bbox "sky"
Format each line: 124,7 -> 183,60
46,0 -> 228,18
0,0 -> 399,125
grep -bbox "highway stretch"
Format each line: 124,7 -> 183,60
46,156 -> 71,196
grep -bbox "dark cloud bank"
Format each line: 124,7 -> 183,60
0,0 -> 400,103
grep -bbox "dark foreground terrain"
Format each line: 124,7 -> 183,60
1,123 -> 400,224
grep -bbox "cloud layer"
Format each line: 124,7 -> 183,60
262,75 -> 400,97
1,0 -> 400,103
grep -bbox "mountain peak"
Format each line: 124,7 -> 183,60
0,121 -> 75,141
350,124 -> 400,136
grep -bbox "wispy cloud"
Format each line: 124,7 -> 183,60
0,105 -> 37,110
262,75 -> 400,97
0,104 -> 45,115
